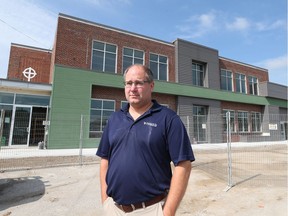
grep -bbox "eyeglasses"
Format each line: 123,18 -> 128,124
124,80 -> 150,88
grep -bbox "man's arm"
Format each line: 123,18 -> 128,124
163,160 -> 192,216
100,158 -> 109,203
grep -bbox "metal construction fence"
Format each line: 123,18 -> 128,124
0,113 -> 287,189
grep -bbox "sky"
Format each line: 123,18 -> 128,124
0,0 -> 287,85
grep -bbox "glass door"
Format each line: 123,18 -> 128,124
11,106 -> 32,146
280,122 -> 287,140
193,106 -> 208,143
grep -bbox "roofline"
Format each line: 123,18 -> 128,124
58,13 -> 174,47
173,38 -> 219,53
219,56 -> 268,72
11,43 -> 52,53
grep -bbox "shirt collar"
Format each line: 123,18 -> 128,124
121,99 -> 162,114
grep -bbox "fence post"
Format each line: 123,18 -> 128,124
79,114 -> 84,166
224,111 -> 233,191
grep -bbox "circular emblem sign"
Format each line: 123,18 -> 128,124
23,67 -> 37,82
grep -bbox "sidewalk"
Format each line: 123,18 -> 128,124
1,140 -> 286,159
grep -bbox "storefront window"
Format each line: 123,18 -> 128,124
15,94 -> 50,106
0,92 -> 14,104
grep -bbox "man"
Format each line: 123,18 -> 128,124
96,64 -> 195,216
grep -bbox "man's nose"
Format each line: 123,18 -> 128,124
130,83 -> 138,89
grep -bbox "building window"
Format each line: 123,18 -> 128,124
121,101 -> 128,109
122,48 -> 144,72
149,53 -> 168,81
90,99 -> 115,138
192,62 -> 204,86
251,112 -> 261,132
238,111 -> 249,132
92,41 -> 117,73
0,92 -> 14,104
235,73 -> 246,94
15,94 -> 50,106
248,76 -> 258,95
220,69 -> 233,91
223,110 -> 235,132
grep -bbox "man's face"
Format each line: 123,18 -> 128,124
124,65 -> 154,107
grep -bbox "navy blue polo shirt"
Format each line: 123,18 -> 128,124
96,100 -> 195,205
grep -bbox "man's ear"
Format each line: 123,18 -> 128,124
150,81 -> 155,91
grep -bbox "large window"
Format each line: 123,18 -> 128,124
235,73 -> 246,94
149,53 -> 168,81
15,94 -> 50,106
0,92 -> 50,106
238,111 -> 249,132
251,112 -> 261,132
92,41 -> 117,73
0,92 -> 14,104
220,69 -> 233,91
248,76 -> 258,95
223,110 -> 235,132
192,62 -> 204,86
90,99 -> 115,138
122,48 -> 144,72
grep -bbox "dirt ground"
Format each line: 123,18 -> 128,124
0,164 -> 286,216
0,144 -> 287,216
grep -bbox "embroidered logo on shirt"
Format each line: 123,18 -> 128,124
144,121 -> 157,127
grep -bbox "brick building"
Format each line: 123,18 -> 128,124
0,13 -> 287,148
7,44 -> 52,83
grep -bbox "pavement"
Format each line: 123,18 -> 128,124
0,162 -> 287,216
0,141 -> 287,216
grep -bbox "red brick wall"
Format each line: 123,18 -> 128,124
53,16 -> 175,82
7,45 -> 52,84
222,101 -> 263,113
91,86 -> 177,112
219,58 -> 269,94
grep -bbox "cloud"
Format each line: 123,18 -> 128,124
226,17 -> 286,32
174,10 -> 287,44
195,13 -> 215,28
255,55 -> 288,85
262,55 -> 287,70
255,19 -> 287,31
226,17 -> 251,31
176,11 -> 217,39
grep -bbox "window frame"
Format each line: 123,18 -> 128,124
237,111 -> 249,132
192,61 -> 205,87
122,47 -> 144,73
235,72 -> 246,94
149,53 -> 168,81
223,109 -> 235,132
251,112 -> 262,132
248,76 -> 258,95
220,69 -> 233,91
89,99 -> 115,138
91,40 -> 117,73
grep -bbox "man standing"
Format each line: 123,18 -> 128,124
96,64 -> 195,216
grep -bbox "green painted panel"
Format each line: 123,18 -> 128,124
48,66 -> 93,149
47,65 -> 287,149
